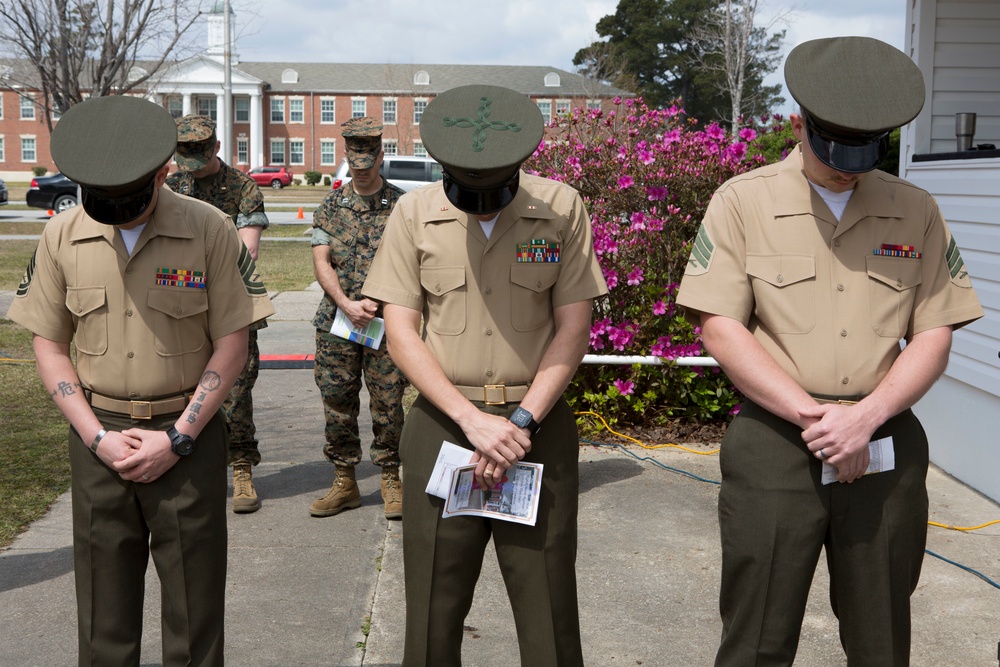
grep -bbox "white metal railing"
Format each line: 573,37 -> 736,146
581,355 -> 719,367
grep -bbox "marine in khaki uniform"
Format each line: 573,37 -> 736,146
362,85 -> 608,666
676,37 -> 984,666
309,117 -> 408,519
6,96 -> 273,666
166,114 -> 270,513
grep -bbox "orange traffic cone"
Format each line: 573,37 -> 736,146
47,209 -> 55,216
297,207 -> 304,219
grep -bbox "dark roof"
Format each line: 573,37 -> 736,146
235,62 -> 629,97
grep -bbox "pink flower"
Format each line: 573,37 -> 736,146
617,175 -> 634,190
645,185 -> 668,201
739,127 -> 757,142
629,211 -> 646,231
638,149 -> 655,165
705,124 -> 726,141
653,300 -> 667,315
627,268 -> 644,286
613,378 -> 635,396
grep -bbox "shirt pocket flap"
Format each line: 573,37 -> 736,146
148,287 -> 210,320
65,286 -> 106,317
746,254 -> 815,288
866,256 -> 922,292
510,264 -> 560,293
420,266 -> 466,296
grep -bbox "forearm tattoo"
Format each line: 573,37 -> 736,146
184,371 -> 223,425
49,380 -> 81,401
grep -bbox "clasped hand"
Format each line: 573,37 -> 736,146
96,429 -> 180,484
461,411 -> 532,490
799,403 -> 876,483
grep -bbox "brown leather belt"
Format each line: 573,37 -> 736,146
454,383 -> 529,405
86,390 -> 193,419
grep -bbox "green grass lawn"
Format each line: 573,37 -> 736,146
258,239 -> 316,292
0,240 -> 37,291
0,320 -> 72,547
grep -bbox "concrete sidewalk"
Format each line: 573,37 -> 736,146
1,288 -> 998,666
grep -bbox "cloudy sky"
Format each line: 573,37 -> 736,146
226,0 -> 905,115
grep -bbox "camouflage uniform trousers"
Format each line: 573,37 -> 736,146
225,328 -> 261,467
314,330 -> 407,468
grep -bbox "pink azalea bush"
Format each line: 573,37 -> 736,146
524,98 -> 788,426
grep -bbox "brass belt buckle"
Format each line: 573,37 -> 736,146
482,385 -> 507,406
130,400 -> 153,419
838,400 -> 858,406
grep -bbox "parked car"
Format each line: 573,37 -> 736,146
247,166 -> 293,189
0,178 -> 7,206
26,172 -> 79,213
332,155 -> 443,193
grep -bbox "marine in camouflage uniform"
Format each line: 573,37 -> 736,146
166,114 -> 270,513
310,117 -> 407,519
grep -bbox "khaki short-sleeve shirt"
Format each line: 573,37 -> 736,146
362,172 -> 608,386
7,187 -> 274,398
676,146 -> 983,397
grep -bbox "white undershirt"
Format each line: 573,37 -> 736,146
118,223 -> 147,255
809,183 -> 854,222
479,213 -> 500,239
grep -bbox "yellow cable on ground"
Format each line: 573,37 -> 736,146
0,356 -> 35,364
575,410 -> 720,455
928,520 -> 1000,532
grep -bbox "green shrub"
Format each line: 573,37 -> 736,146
303,170 -> 322,186
323,176 -> 331,186
31,166 -> 48,177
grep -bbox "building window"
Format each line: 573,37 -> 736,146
197,96 -> 217,121
413,140 -> 426,157
20,95 -> 34,120
167,96 -> 183,119
351,98 -> 366,118
270,139 -> 285,164
235,98 -> 249,123
320,98 -> 335,123
587,99 -> 601,111
320,140 -> 336,165
414,99 -> 427,125
21,136 -> 36,162
289,140 -> 304,165
537,100 -> 552,124
236,138 -> 248,164
270,98 -> 285,123
383,139 -> 397,156
0,136 -> 5,162
289,98 -> 304,123
556,99 -> 571,116
544,72 -> 561,87
0,96 -> 4,119
414,70 -> 430,86
383,98 -> 397,125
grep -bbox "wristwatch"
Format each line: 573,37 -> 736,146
509,406 -> 541,435
167,426 -> 196,457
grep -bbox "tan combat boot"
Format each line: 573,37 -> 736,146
232,464 -> 260,514
309,465 -> 362,517
381,466 -> 403,520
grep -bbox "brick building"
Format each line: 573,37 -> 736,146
0,6 -> 626,181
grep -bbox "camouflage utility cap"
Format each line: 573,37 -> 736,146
51,96 -> 176,225
420,84 -> 543,215
342,117 -> 383,169
175,114 -> 218,172
785,36 -> 925,173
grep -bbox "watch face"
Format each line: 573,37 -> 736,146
511,407 -> 531,428
173,438 -> 195,456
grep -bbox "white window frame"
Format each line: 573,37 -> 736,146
21,135 -> 37,162
0,96 -> 4,120
289,139 -> 305,165
236,137 -> 248,164
270,138 -> 285,164
382,139 -> 397,156
197,97 -> 217,121
167,96 -> 183,119
19,95 -> 34,120
320,139 -> 336,166
556,99 -> 571,116
234,98 -> 250,123
351,97 -> 366,118
383,97 -> 397,125
414,99 -> 428,125
413,140 -> 426,157
270,97 -> 285,123
536,100 -> 552,124
289,97 -> 304,123
587,99 -> 601,111
320,98 -> 336,124
0,135 -> 5,162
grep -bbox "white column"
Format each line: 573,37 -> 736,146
250,91 -> 263,168
182,93 -> 192,116
216,93 -> 227,163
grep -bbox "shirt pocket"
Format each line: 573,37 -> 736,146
510,264 -> 560,332
66,286 -> 108,356
420,266 -> 466,336
147,287 -> 210,356
746,254 -> 816,334
866,256 -> 922,339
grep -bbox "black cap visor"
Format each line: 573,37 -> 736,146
805,114 -> 889,174
442,169 -> 520,215
81,177 -> 156,225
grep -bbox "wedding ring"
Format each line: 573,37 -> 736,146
819,449 -> 828,460
141,474 -> 149,480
